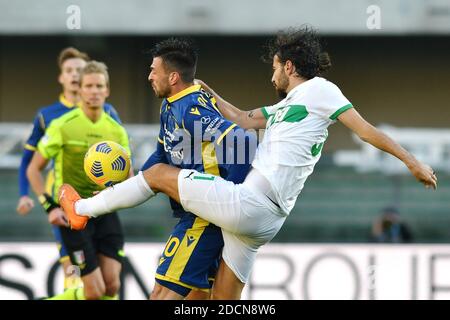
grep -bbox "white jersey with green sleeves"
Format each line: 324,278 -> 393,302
38,107 -> 130,200
252,77 -> 353,216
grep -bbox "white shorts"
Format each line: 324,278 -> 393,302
177,169 -> 286,283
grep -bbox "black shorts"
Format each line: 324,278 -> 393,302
59,212 -> 124,277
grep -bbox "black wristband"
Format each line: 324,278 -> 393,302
38,193 -> 59,214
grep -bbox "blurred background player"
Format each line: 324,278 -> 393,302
371,206 -> 414,243
15,47 -> 122,292
140,38 -> 255,299
27,61 -> 131,300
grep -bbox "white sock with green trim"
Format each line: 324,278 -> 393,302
75,171 -> 155,218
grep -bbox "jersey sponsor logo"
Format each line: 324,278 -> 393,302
164,143 -> 184,161
163,124 -> 185,163
163,125 -> 185,161
190,107 -> 201,115
163,125 -> 177,143
204,117 -> 224,135
200,116 -> 211,124
311,142 -> 324,156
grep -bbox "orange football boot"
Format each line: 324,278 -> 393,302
59,184 -> 88,230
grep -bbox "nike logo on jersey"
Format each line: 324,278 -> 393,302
190,107 -> 201,115
158,257 -> 166,266
186,235 -> 196,247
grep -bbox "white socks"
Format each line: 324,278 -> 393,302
75,171 -> 155,218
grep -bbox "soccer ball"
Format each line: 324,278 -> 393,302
84,141 -> 131,188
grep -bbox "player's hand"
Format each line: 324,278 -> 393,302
16,196 -> 35,215
48,207 -> 69,227
409,161 -> 437,190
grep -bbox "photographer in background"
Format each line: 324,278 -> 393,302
371,206 -> 414,243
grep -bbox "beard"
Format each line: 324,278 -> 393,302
276,89 -> 287,99
274,72 -> 289,99
153,84 -> 171,98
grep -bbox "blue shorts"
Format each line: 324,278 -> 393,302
51,225 -> 69,262
155,213 -> 224,296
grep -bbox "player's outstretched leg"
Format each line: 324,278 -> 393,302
59,165 -> 181,228
60,163 -> 241,234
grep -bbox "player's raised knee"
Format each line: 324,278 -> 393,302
143,163 -> 181,193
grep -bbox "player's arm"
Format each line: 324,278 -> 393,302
17,149 -> 35,215
141,114 -> 168,171
141,138 -> 168,171
220,129 -> 258,184
338,108 -> 437,189
26,152 -> 68,227
16,113 -> 45,215
28,124 -> 69,226
27,151 -> 50,196
196,79 -> 267,130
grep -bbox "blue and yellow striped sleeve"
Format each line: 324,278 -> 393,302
25,112 -> 46,150
18,112 -> 46,196
182,104 -> 254,180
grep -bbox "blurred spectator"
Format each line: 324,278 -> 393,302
371,207 -> 414,243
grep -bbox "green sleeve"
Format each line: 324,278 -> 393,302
37,123 -> 62,159
261,104 -> 280,119
261,107 -> 270,120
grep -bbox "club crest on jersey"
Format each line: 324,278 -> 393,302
73,250 -> 85,266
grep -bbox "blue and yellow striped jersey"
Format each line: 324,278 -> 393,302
142,84 -> 255,218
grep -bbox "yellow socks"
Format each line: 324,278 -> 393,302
101,294 -> 119,300
46,288 -> 119,300
45,287 -> 85,300
64,276 -> 83,290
